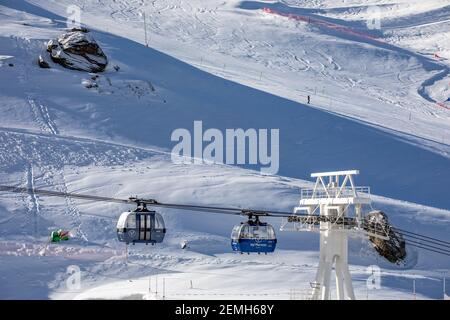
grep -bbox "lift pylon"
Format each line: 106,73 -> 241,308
293,170 -> 372,300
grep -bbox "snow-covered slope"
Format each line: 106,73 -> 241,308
0,1 -> 449,299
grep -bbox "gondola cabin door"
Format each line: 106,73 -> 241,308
137,213 -> 151,242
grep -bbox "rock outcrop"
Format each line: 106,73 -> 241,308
38,55 -> 50,68
46,30 -> 108,72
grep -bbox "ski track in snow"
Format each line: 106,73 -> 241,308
55,168 -> 89,242
28,98 -> 59,135
25,163 -> 39,236
174,1 -> 444,117
259,2 -> 450,107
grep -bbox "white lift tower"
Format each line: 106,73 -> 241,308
281,170 -> 387,300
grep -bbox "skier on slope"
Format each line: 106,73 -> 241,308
307,95 -> 311,104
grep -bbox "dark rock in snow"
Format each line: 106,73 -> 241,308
82,78 -> 99,89
364,210 -> 406,264
70,26 -> 89,33
38,55 -> 50,68
46,31 -> 108,73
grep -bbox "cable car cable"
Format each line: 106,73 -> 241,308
402,238 -> 450,254
404,242 -> 450,257
391,227 -> 450,246
0,184 -> 310,218
1,184 -> 449,254
401,236 -> 450,252
360,220 -> 450,249
0,185 -> 129,204
397,233 -> 450,249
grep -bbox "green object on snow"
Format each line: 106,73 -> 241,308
51,229 -> 70,242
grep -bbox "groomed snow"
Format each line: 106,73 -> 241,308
0,0 -> 449,299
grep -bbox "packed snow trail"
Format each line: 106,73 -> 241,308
242,1 -> 450,106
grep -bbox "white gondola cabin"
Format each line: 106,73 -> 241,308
116,205 -> 166,245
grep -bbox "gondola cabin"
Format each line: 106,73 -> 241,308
116,207 -> 166,245
231,217 -> 277,254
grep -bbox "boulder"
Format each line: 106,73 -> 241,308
364,210 -> 407,264
70,26 -> 89,33
38,55 -> 50,68
46,31 -> 108,72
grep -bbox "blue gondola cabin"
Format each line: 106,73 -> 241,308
231,220 -> 277,254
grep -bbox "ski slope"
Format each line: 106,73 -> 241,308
0,0 -> 449,299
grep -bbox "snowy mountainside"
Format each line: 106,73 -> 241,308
0,0 -> 449,299
1,1 -> 450,207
